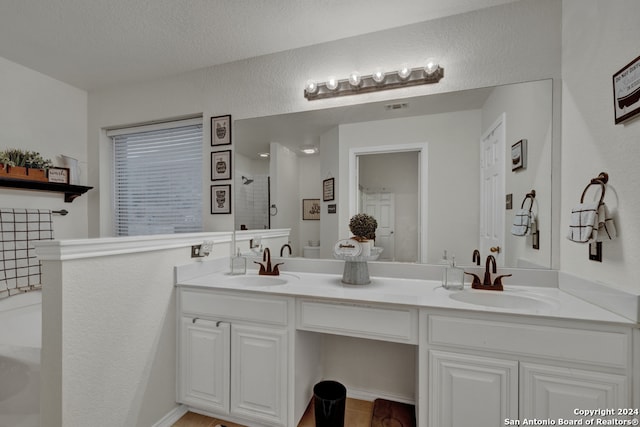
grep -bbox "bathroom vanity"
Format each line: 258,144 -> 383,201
175,266 -> 637,427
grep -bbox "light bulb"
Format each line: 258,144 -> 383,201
398,66 -> 412,80
300,146 -> 318,154
305,80 -> 318,94
326,77 -> 339,91
372,69 -> 386,84
424,58 -> 439,75
348,72 -> 361,87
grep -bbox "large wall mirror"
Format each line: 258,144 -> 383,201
234,79 -> 553,269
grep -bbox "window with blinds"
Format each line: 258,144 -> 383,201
109,119 -> 203,236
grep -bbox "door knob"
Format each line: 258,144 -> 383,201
490,246 -> 501,253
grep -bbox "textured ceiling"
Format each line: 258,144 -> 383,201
0,0 -> 518,90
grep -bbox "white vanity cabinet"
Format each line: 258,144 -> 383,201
177,288 -> 290,427
428,350 -> 518,426
424,311 -> 632,427
179,317 -> 230,414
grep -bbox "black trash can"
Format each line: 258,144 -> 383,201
313,380 -> 346,427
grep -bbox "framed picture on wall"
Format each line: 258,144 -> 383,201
511,139 -> 527,171
211,150 -> 231,181
47,167 -> 70,184
211,184 -> 231,214
323,177 -> 335,201
613,55 -> 640,124
211,115 -> 232,146
302,199 -> 320,220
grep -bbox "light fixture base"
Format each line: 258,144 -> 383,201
304,66 -> 444,101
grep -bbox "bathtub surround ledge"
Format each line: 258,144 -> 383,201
34,231 -> 234,261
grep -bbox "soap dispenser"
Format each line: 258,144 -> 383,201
231,248 -> 246,275
439,250 -> 450,287
443,256 -> 465,291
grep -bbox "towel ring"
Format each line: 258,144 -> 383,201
580,172 -> 608,204
520,190 -> 536,212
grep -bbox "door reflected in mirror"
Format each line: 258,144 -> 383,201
234,79 -> 553,268
357,151 -> 420,263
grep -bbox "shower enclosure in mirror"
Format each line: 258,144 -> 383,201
234,79 -> 554,268
233,155 -> 270,230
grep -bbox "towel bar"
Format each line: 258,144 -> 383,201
520,190 -> 536,211
580,172 -> 608,204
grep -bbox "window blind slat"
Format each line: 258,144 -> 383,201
112,122 -> 203,236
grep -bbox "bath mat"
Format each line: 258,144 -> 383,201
371,398 -> 416,427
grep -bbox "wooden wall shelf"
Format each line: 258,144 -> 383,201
0,177 -> 93,202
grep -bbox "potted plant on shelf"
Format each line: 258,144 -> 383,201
349,213 -> 378,256
0,148 -> 53,182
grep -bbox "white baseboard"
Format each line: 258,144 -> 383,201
346,387 -> 415,406
152,404 -> 189,427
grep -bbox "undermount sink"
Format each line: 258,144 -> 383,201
227,273 -> 298,286
448,289 -> 558,310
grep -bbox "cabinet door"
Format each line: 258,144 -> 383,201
429,350 -> 518,427
521,363 -> 628,421
178,317 -> 230,414
231,324 -> 288,426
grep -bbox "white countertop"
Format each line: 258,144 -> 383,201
177,269 -> 634,325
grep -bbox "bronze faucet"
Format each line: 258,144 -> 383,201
464,255 -> 511,291
254,247 -> 283,276
483,255 -> 496,286
280,244 -> 292,257
472,249 -> 481,265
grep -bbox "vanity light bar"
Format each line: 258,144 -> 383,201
304,64 -> 444,101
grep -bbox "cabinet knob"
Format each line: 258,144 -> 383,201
490,246 -> 501,253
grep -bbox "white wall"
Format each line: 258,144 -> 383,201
481,79 -> 554,268
270,142 -> 300,255
37,234 -> 234,427
319,127 -> 340,259
297,155 -> 321,254
561,0 -> 640,292
0,56 -> 88,238
339,110 -> 481,264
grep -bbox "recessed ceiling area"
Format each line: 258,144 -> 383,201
0,0 -> 519,90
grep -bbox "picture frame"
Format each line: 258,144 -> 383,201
323,177 -> 335,201
211,184 -> 232,214
211,115 -> 232,146
302,199 -> 320,220
613,55 -> 640,124
47,167 -> 70,184
511,139 -> 527,171
211,150 -> 232,181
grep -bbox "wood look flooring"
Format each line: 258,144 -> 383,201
172,398 -> 374,427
